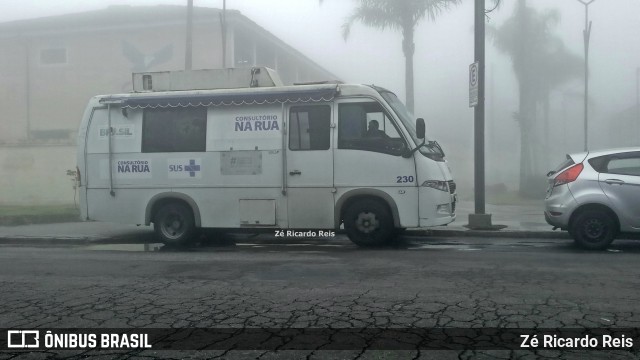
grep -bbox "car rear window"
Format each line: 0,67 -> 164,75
552,156 -> 575,174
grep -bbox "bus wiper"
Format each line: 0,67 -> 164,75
402,140 -> 445,159
402,138 -> 426,158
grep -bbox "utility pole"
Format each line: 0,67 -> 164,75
577,0 -> 594,152
185,0 -> 194,70
489,62 -> 495,176
474,0 -> 485,216
468,0 -> 497,229
221,0 -> 227,68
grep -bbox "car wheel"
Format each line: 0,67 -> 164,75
153,202 -> 196,245
344,199 -> 395,247
571,210 -> 616,250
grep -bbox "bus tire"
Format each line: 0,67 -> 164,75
344,199 -> 394,247
153,202 -> 196,245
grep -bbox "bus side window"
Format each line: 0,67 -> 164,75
289,105 -> 331,151
142,107 -> 207,152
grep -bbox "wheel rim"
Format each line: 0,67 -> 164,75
583,218 -> 606,241
355,211 -> 379,234
160,212 -> 186,240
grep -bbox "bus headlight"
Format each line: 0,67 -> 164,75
422,180 -> 449,192
436,203 -> 451,214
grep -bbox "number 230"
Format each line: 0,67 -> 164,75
396,176 -> 414,183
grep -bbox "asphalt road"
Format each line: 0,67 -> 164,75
1,235 -> 639,359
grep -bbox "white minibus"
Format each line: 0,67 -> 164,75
76,68 -> 456,246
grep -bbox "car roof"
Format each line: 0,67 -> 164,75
578,147 -> 640,159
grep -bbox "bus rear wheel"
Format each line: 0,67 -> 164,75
153,202 -> 196,245
344,199 -> 394,247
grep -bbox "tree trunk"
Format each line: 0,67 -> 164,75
519,101 -> 535,196
543,92 -> 550,171
402,26 -> 415,113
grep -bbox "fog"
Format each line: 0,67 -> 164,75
1,0 -> 639,205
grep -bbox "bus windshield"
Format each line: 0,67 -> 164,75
378,90 -> 443,158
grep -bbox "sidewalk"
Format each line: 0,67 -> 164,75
426,200 -> 567,239
0,200 -> 566,244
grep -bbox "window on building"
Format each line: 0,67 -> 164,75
289,105 -> 330,151
234,30 -> 254,68
338,102 -> 405,156
142,107 -> 207,152
40,48 -> 67,65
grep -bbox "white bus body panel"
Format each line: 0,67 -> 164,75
285,103 -> 335,229
77,84 -> 456,231
333,150 -> 419,228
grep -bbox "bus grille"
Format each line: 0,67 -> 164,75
448,180 -> 456,194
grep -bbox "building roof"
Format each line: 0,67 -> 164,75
0,5 -> 340,80
0,5 -> 232,35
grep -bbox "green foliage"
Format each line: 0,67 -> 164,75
0,205 -> 78,217
488,0 -> 582,104
488,0 -> 582,195
336,0 -> 461,112
341,0 -> 461,40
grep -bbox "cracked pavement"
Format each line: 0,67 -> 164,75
0,236 -> 639,359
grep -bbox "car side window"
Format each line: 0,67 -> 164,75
587,156 -> 607,173
606,156 -> 640,176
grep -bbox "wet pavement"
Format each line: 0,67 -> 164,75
1,236 -> 639,359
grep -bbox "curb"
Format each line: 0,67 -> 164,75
0,236 -> 98,245
0,234 -> 157,245
406,229 -> 570,239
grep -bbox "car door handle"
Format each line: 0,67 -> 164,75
289,170 -> 302,176
604,179 -> 625,185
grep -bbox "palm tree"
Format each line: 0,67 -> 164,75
338,0 -> 461,113
489,0 -> 582,196
535,41 -> 583,169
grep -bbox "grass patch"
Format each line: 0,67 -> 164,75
0,205 -> 79,217
0,205 -> 80,225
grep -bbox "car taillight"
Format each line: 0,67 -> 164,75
553,163 -> 583,187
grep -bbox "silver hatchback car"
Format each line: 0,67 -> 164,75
545,147 -> 640,250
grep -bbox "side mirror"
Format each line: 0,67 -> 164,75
402,120 -> 426,159
416,118 -> 425,139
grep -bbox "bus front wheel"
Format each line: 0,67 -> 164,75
153,202 -> 196,245
344,199 -> 394,247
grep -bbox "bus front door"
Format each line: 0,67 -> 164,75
285,104 -> 335,229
